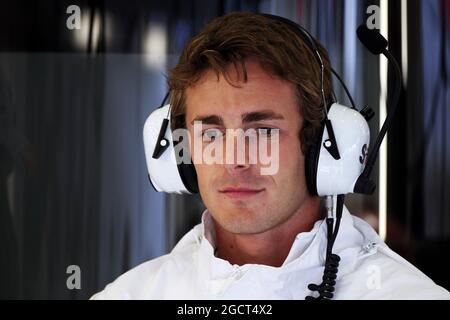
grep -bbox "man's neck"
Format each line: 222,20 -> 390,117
213,197 -> 322,267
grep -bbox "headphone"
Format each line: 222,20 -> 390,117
143,13 -> 372,198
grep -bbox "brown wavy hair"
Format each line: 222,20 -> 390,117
167,12 -> 333,154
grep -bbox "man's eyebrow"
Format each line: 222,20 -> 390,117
191,115 -> 224,125
241,110 -> 285,123
190,110 -> 285,126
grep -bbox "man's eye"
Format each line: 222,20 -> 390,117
202,129 -> 223,140
257,127 -> 275,137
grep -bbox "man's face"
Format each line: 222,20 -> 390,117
185,59 -> 311,234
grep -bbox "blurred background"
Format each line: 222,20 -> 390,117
0,0 -> 449,299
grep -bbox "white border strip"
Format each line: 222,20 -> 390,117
401,0 -> 408,87
379,0 -> 389,241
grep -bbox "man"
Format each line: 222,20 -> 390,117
91,12 -> 450,299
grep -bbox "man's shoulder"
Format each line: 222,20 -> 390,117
339,240 -> 450,299
90,254 -> 169,299
90,226 -> 202,300
343,213 -> 450,299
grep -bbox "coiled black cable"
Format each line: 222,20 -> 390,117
305,253 -> 341,300
305,194 -> 345,300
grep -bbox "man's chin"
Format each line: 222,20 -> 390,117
213,213 -> 276,235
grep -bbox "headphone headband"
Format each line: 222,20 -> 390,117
260,13 -> 329,118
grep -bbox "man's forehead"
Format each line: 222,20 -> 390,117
186,66 -> 296,112
188,59 -> 284,90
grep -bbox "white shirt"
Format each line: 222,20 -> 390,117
91,206 -> 450,299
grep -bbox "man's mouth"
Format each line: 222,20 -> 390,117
219,187 -> 265,199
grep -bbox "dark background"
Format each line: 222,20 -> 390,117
0,0 -> 449,299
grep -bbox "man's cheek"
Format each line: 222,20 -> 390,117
258,137 -> 280,176
197,165 -> 215,192
279,147 -> 303,179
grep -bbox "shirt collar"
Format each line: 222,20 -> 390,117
196,205 -> 364,276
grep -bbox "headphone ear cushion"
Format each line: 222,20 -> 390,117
175,144 -> 199,193
305,123 -> 325,196
144,104 -> 199,194
176,163 -> 198,193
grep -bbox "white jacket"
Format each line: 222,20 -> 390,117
91,207 -> 450,300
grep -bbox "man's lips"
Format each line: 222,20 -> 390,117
219,187 -> 265,199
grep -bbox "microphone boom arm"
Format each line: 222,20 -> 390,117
354,48 -> 403,195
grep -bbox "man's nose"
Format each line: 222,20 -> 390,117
223,130 -> 255,174
224,162 -> 251,175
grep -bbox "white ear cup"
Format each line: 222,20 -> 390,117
143,104 -> 193,194
316,103 -> 371,196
